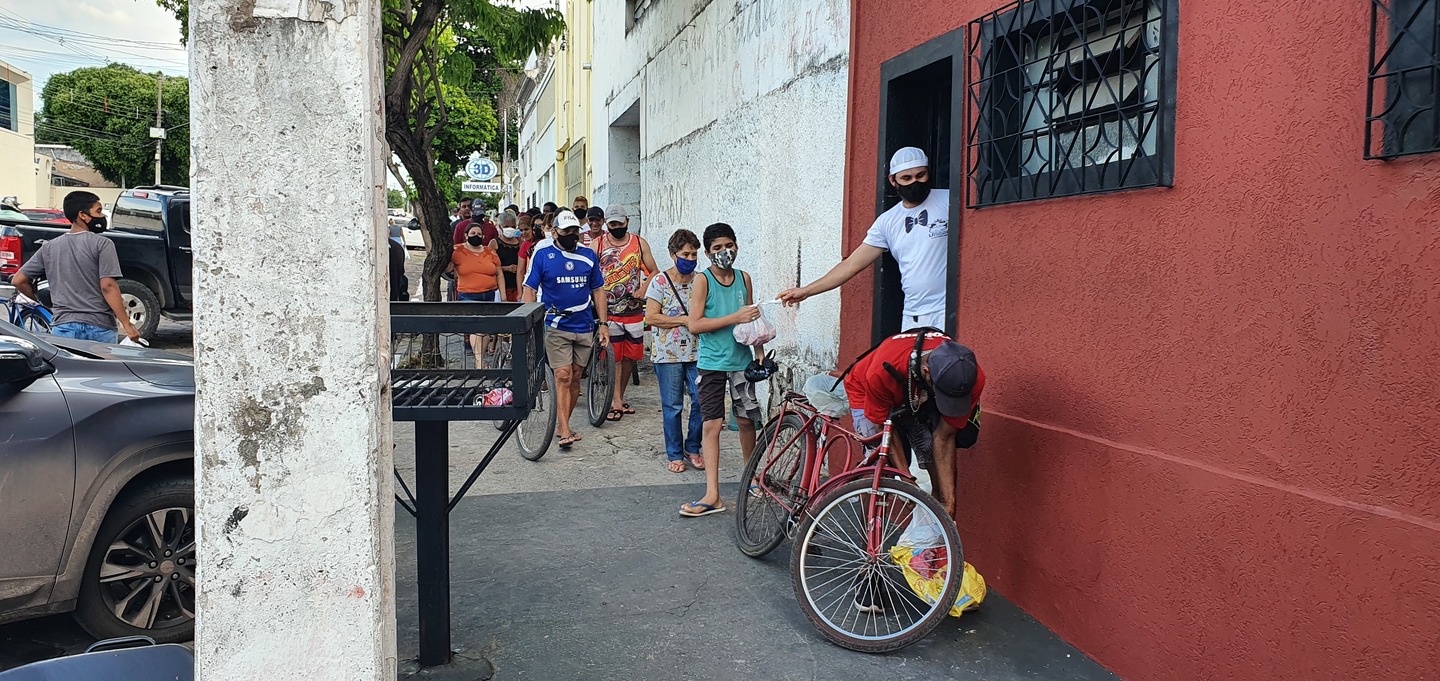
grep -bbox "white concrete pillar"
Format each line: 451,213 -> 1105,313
190,1 -> 396,679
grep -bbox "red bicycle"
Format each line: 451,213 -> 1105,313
735,391 -> 963,653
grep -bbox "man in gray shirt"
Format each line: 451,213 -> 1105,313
11,191 -> 141,344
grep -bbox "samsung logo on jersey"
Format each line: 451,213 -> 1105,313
555,276 -> 589,284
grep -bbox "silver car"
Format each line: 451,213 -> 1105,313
0,320 -> 194,643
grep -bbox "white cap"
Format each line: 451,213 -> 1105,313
889,146 -> 929,175
554,209 -> 580,230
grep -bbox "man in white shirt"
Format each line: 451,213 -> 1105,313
777,146 -> 950,331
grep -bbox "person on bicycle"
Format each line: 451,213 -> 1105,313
843,329 -> 984,519
776,146 -> 950,331
521,209 -> 609,449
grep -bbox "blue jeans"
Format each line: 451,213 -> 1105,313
51,322 -> 118,344
654,361 -> 702,461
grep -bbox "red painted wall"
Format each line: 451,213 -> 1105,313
841,1 -> 1440,679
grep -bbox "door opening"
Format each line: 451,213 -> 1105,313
874,28 -> 964,344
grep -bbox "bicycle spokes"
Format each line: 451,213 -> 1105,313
797,484 -> 948,644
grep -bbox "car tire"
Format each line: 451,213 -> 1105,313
117,279 -> 161,340
73,476 -> 195,643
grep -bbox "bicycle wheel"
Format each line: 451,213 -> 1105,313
18,309 -> 50,335
735,413 -> 809,558
516,363 -> 557,461
585,343 -> 614,428
790,477 -> 962,653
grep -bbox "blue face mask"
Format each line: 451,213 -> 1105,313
675,256 -> 698,275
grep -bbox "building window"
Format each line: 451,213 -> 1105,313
966,0 -> 1177,207
0,79 -> 14,132
1367,0 -> 1440,159
625,0 -> 653,32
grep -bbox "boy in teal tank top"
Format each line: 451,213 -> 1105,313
681,223 -> 765,517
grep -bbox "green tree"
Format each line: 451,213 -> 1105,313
387,189 -> 408,210
37,64 -> 189,187
383,8 -> 562,301
159,0 -> 561,302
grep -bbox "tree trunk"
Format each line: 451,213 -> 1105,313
388,129 -> 451,304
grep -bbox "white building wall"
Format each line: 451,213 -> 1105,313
591,0 -> 850,384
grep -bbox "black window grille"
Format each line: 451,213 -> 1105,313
966,0 -> 1178,207
1367,0 -> 1440,159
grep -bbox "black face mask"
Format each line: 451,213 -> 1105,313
86,214 -> 108,233
608,226 -> 628,239
557,233 -> 580,251
895,179 -> 931,204
466,235 -> 484,247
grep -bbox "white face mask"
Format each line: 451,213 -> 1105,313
502,228 -> 522,239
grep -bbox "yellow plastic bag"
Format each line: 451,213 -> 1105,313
889,545 -> 987,618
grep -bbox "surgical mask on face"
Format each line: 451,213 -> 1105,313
557,233 -> 580,250
894,178 -> 931,204
709,247 -> 736,270
502,228 -> 521,239
86,214 -> 108,233
467,235 -> 484,247
674,256 -> 698,275
608,225 -> 628,239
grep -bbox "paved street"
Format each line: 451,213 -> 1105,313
0,258 -> 1115,678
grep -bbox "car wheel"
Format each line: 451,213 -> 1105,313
74,476 -> 195,643
117,279 -> 161,340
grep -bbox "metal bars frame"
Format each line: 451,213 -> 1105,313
1367,0 -> 1440,159
966,0 -> 1178,206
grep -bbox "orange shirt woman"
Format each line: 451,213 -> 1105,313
450,243 -> 502,298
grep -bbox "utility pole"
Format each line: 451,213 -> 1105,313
152,73 -> 165,186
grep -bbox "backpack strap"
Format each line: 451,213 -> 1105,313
830,326 -> 948,393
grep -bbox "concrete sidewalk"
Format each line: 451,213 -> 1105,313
393,482 -> 1117,681
1,358 -> 1115,679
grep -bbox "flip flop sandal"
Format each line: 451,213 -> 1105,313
607,409 -> 624,422
687,454 -> 705,470
558,434 -> 578,449
666,460 -> 686,473
621,403 -> 636,414
679,501 -> 727,517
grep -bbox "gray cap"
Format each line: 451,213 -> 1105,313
926,341 -> 979,419
470,199 -> 486,210
605,205 -> 627,224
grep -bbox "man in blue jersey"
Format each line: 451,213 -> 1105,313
522,209 -> 609,449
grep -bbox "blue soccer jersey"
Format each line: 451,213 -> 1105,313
524,243 -> 605,333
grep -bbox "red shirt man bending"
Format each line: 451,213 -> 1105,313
844,330 -> 984,517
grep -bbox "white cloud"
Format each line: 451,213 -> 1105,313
0,0 -> 188,107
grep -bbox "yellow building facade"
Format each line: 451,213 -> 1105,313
553,0 -> 593,206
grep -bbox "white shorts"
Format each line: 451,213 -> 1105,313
901,310 -> 946,331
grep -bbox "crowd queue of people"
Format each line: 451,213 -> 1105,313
430,147 -> 985,520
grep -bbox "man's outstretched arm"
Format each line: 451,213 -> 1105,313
776,243 -> 885,306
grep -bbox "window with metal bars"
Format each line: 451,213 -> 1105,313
966,0 -> 1177,207
1367,0 -> 1440,159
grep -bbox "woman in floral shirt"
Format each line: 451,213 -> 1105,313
643,229 -> 704,473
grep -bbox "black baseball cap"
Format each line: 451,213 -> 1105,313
926,341 -> 978,418
586,206 -> 606,221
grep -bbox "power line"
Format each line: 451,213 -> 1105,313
0,6 -> 184,49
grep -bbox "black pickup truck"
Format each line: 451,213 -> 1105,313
0,186 -> 192,340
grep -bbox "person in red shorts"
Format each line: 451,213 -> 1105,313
842,329 -> 984,519
596,204 -> 658,421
